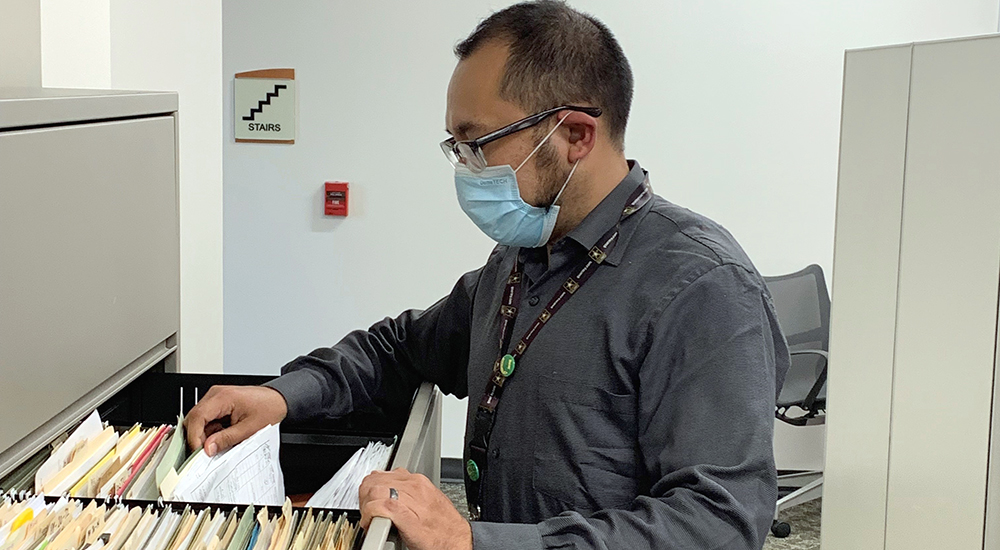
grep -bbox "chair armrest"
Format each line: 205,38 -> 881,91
789,349 -> 828,359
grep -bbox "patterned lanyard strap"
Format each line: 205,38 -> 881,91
464,177 -> 652,520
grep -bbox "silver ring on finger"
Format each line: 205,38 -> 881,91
389,487 -> 399,500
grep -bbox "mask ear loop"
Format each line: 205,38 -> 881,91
549,159 -> 580,209
515,114 -> 568,173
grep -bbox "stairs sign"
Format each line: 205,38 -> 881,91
235,68 -> 296,143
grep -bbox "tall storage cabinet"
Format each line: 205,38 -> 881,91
824,35 -> 1000,550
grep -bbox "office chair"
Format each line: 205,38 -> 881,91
763,264 -> 829,538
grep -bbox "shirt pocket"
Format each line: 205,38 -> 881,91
532,373 -> 640,514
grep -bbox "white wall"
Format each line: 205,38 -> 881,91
222,0 -> 496,460
39,0 -> 225,374
40,0 -> 110,88
109,1 -> 225,375
222,0 -> 999,465
1,0 -> 41,86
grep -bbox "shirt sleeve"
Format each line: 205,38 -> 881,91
262,266 -> 482,422
471,263 -> 789,550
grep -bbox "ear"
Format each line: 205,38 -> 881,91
557,110 -> 598,163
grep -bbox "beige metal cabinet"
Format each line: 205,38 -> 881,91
825,35 -> 1000,550
0,88 -> 181,468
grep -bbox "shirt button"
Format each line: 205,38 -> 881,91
528,296 -> 540,307
491,448 -> 500,458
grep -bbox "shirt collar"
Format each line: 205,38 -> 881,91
562,159 -> 648,266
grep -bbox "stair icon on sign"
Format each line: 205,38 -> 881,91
242,84 -> 287,121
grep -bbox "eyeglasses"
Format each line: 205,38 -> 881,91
440,105 -> 602,173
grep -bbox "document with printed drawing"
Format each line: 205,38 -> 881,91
168,424 -> 283,506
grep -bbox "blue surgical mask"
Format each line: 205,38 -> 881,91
455,117 -> 580,248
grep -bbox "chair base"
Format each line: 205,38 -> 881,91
771,471 -> 823,538
777,469 -> 822,489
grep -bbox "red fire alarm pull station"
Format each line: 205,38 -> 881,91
325,182 -> 349,216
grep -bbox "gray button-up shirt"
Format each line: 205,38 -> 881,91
266,160 -> 790,550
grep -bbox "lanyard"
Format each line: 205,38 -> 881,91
464,177 -> 652,520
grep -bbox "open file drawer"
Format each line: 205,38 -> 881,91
0,360 -> 442,550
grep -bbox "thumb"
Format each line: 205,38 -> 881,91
203,421 -> 258,456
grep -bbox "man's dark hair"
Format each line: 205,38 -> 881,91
455,1 -> 633,151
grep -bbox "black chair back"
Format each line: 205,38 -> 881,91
764,265 -> 830,413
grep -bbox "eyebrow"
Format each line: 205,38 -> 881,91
448,121 -> 484,140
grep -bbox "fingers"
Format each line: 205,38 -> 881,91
361,469 -> 411,487
358,472 -> 381,506
359,469 -> 471,550
203,420 -> 225,439
203,418 -> 260,457
359,469 -> 414,506
359,497 -> 417,532
184,385 -> 289,456
184,386 -> 232,451
359,475 -> 469,550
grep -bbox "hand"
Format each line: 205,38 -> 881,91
359,468 -> 472,550
184,385 -> 288,456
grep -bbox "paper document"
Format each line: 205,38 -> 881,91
306,440 -> 393,510
127,436 -> 171,500
1,497 -> 365,550
72,424 -> 144,497
43,427 -> 119,495
34,411 -> 102,492
224,506 -> 255,550
156,415 -> 188,488
168,425 -> 284,506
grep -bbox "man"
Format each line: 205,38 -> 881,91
186,2 -> 789,549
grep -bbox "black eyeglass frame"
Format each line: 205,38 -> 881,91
441,105 -> 602,172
